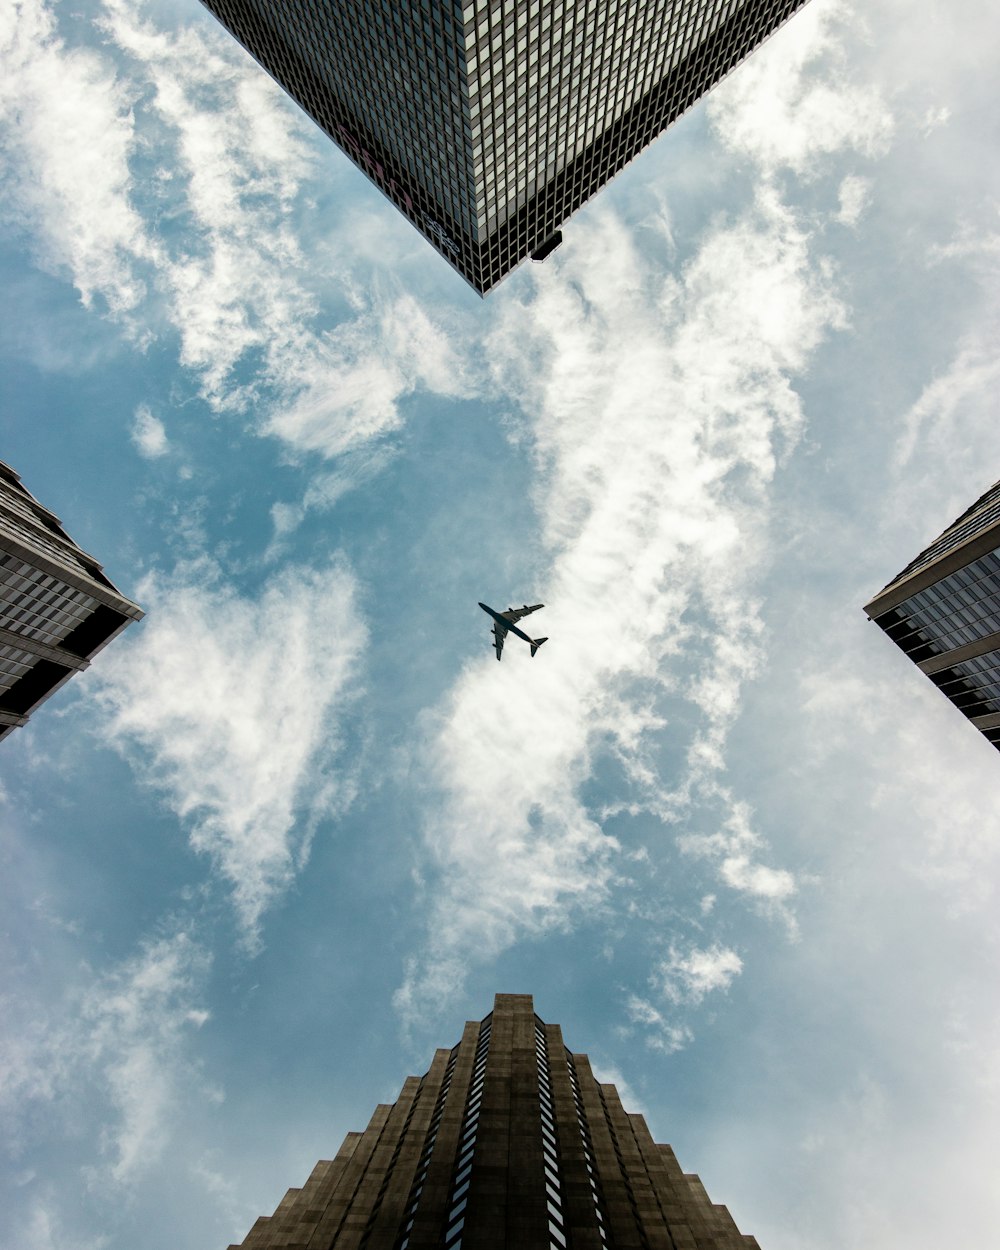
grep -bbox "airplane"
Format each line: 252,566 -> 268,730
478,601 -> 548,661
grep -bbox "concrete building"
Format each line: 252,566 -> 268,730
229,993 -> 759,1249
865,478 -> 1000,753
199,0 -> 809,294
0,460 -> 142,742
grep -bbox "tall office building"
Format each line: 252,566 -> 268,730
200,0 -> 809,294
865,478 -> 1000,753
229,993 -> 759,1249
0,460 -> 142,742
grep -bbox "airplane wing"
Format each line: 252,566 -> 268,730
492,624 -> 507,660
502,603 -> 543,623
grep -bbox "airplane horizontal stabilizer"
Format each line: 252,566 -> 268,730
530,637 -> 548,657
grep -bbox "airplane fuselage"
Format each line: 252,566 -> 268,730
478,602 -> 535,645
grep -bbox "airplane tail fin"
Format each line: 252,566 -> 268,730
530,637 -> 548,657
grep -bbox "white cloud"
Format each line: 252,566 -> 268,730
624,944 -> 743,1052
130,404 -> 169,458
396,178 -> 844,1026
922,105 -> 951,135
624,995 -> 693,1055
892,343 -> 1000,490
799,653 -> 1000,912
259,294 -> 475,459
858,219 -> 1000,904
97,0 -> 320,401
2,0 -> 473,464
679,801 -> 798,927
835,174 -> 871,226
393,0 -> 913,1031
657,942 -> 744,1005
890,226 -> 1000,522
0,923 -> 211,1189
302,445 -> 399,510
708,0 -> 894,176
0,0 -> 157,315
91,556 -> 367,943
11,1202 -> 110,1250
82,927 -> 214,1186
265,444 -> 399,559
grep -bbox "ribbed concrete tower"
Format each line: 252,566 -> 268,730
229,993 -> 759,1249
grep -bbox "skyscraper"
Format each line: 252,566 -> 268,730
200,0 -> 809,294
865,477 -> 1000,753
229,993 -> 759,1249
0,460 -> 142,742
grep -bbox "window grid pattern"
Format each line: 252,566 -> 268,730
0,641 -> 37,694
359,1076 -> 429,1249
0,554 -> 98,650
929,648 -> 1000,723
875,547 -> 1000,663
0,514 -> 94,581
0,461 -> 141,742
201,0 -> 808,292
467,0 -> 748,235
534,1018 -> 568,1250
888,479 -> 1000,587
395,1044 -> 458,1250
437,1013 -> 492,1250
566,1050 -> 610,1246
598,1084 -> 650,1246
241,0 -> 474,230
0,473 -> 107,589
0,478 -> 72,548
229,995 -> 763,1249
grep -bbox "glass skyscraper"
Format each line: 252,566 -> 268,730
865,478 -> 1000,753
200,0 -> 809,293
0,460 -> 142,742
228,993 -> 760,1249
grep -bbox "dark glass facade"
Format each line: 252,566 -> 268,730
865,478 -> 1000,752
0,460 -> 143,742
200,0 -> 810,294
229,993 -> 760,1249
873,548 -> 1000,664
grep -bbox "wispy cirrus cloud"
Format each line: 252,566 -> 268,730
395,3 -> 895,1033
799,650 -> 1000,912
2,0 -> 473,463
130,404 -> 169,458
82,927 -> 214,1186
91,556 -> 367,944
708,0 -> 893,176
657,942 -> 744,1004
624,995 -> 693,1056
678,800 -> 798,930
626,942 -> 743,1052
396,185 -> 842,1028
0,0 -> 159,315
835,173 -> 872,226
1,921 -> 212,1188
8,1203 -> 110,1250
259,292 -> 477,460
265,443 -> 400,561
889,225 -> 1000,533
100,0 -> 476,444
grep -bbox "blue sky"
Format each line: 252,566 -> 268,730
2,1 -> 1000,1247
